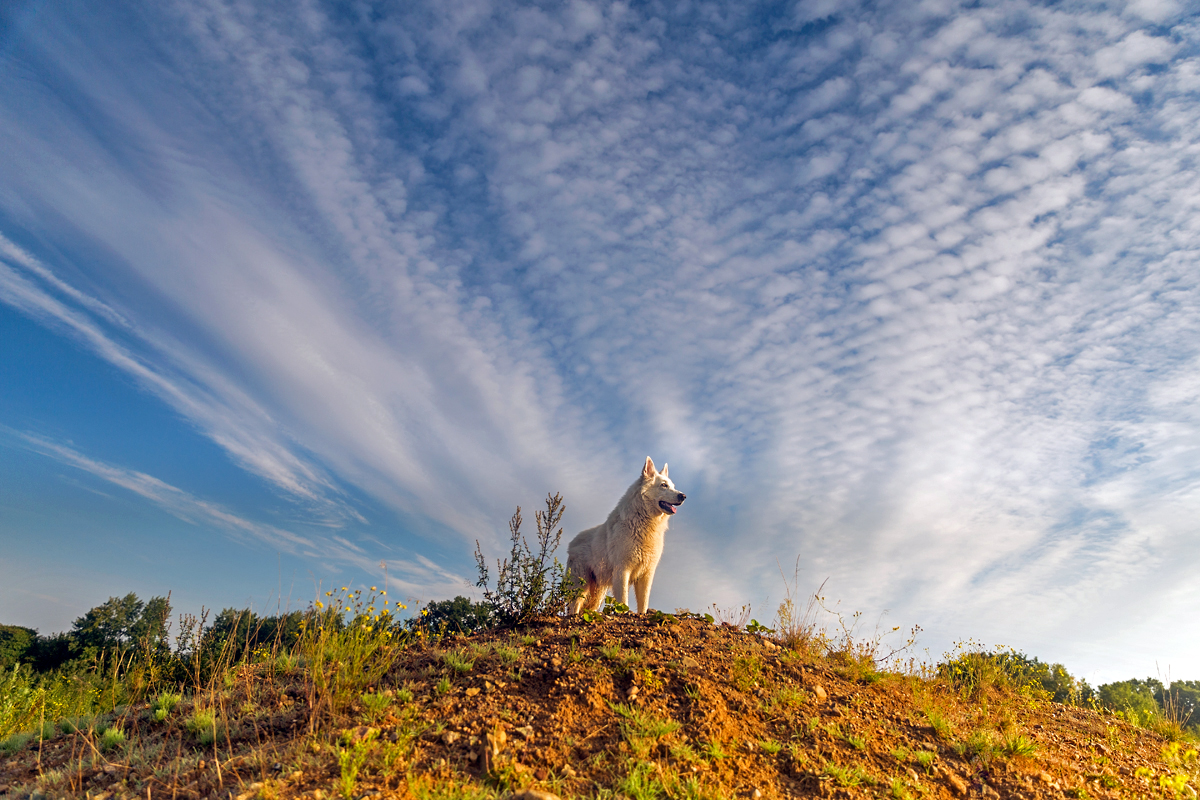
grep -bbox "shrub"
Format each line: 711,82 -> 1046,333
473,492 -> 582,628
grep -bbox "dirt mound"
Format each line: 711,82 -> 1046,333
0,613 -> 1189,799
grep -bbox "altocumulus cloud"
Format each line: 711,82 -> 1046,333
0,0 -> 1198,681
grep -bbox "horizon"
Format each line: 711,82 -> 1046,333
2,0 -> 1198,687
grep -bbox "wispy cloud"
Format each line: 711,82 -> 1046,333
1,0 -> 1198,677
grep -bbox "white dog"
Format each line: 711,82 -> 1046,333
566,456 -> 686,614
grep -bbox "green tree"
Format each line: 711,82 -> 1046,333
0,625 -> 37,669
406,596 -> 493,636
1098,678 -> 1162,722
1159,681 -> 1200,730
71,593 -> 172,659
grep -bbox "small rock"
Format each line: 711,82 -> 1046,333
535,767 -> 549,781
562,765 -> 577,778
508,791 -> 561,800
288,771 -> 303,781
752,788 -> 763,798
515,725 -> 535,740
442,731 -> 461,745
495,680 -> 507,688
627,686 -> 639,700
981,785 -> 1000,800
1038,771 -> 1054,784
103,764 -> 121,774
465,687 -> 480,697
551,657 -> 562,668
680,656 -> 700,669
906,767 -> 919,781
485,681 -> 495,691
312,791 -> 326,800
812,685 -> 828,702
947,773 -> 968,795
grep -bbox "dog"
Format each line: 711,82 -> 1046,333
566,456 -> 686,614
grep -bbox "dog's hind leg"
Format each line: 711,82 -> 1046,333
584,581 -> 606,612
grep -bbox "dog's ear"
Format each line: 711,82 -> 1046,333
642,456 -> 656,479
661,463 -> 669,477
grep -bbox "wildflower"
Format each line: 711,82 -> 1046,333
316,601 -> 324,609
371,586 -> 377,591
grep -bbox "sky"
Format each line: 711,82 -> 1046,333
0,0 -> 1197,685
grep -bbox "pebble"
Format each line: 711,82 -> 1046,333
947,773 -> 968,795
680,656 -> 700,669
442,731 -> 461,745
906,767 -> 920,781
515,725 -> 535,739
508,791 -> 561,800
812,685 -> 828,702
465,687 -> 481,697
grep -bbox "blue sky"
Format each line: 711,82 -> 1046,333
1,0 -> 1198,684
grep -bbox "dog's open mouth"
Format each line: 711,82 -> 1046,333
658,500 -> 678,515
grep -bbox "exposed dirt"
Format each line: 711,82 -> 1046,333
0,613 -> 1189,799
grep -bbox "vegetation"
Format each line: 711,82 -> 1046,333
1,495 -> 1197,798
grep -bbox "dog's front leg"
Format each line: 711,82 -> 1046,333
612,571 -> 631,608
633,572 -> 654,614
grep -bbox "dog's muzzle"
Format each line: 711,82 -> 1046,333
658,493 -> 686,515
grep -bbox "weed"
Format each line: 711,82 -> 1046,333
701,740 -> 727,761
99,726 -> 126,752
825,762 -> 873,787
1000,733 -> 1038,757
914,750 -> 936,773
395,686 -> 415,704
336,729 -> 377,799
759,739 -> 783,755
0,732 -> 31,755
187,708 -> 219,745
360,691 -> 392,721
619,760 -> 665,800
956,728 -> 998,763
847,731 -> 867,750
151,692 -> 181,723
925,707 -> 953,739
435,677 -> 452,696
474,492 -> 582,628
890,776 -> 914,800
612,702 -> 681,757
892,745 -> 911,762
408,775 -> 497,800
730,655 -> 762,691
443,650 -> 476,675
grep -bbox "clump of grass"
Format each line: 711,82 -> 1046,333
0,732 -> 32,755
956,728 -> 998,763
1001,732 -> 1038,757
187,709 -> 219,745
758,739 -> 782,755
152,692 -> 182,722
619,760 -> 665,800
611,702 -> 681,757
847,731 -> 868,750
824,763 -> 873,787
442,650 -> 475,675
99,726 -> 126,752
730,655 -> 762,691
925,706 -> 953,739
913,749 -> 936,773
360,691 -> 392,722
435,677 -> 452,696
336,729 -> 378,799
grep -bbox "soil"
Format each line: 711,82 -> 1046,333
0,613 -> 1189,799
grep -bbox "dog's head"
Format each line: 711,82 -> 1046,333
641,456 -> 686,516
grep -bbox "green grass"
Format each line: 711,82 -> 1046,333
1001,732 -> 1038,756
824,762 -> 873,787
442,649 -> 476,675
99,726 -> 126,752
611,702 -> 681,757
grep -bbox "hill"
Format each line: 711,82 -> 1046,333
1,611 -> 1195,799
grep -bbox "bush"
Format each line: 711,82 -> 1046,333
406,596 -> 492,637
473,492 -> 582,629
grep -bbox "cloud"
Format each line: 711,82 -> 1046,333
0,0 -> 1198,677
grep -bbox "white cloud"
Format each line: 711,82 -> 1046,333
1,0 -> 1198,677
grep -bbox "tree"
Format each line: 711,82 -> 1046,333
1159,681 -> 1200,730
0,625 -> 37,669
1098,678 -> 1162,722
406,596 -> 493,636
71,593 -> 172,658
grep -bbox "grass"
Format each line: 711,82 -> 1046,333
99,726 -> 126,752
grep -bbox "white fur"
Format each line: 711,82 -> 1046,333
566,456 -> 687,614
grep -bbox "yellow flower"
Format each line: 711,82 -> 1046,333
381,591 -> 387,596
325,591 -> 332,596
315,601 -> 324,608
371,586 -> 377,591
